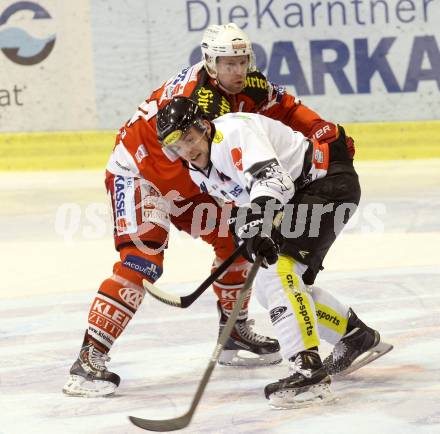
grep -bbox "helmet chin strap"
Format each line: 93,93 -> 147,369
197,125 -> 214,173
203,127 -> 214,171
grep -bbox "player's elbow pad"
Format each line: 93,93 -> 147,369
246,159 -> 295,205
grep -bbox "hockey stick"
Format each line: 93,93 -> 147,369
143,242 -> 247,308
129,256 -> 263,432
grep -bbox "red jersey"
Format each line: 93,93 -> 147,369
106,61 -> 330,200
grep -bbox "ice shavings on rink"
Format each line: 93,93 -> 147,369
1,160 -> 440,433
1,266 -> 440,434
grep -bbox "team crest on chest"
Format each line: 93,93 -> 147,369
231,147 -> 243,171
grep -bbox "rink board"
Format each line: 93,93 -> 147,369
1,120 -> 440,171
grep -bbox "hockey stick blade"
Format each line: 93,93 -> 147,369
143,281 -> 182,307
144,243 -> 246,308
129,414 -> 191,432
129,257 -> 263,431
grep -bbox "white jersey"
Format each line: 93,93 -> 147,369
189,112 -> 329,206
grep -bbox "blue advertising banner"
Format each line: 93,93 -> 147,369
1,0 -> 439,131
90,0 -> 440,129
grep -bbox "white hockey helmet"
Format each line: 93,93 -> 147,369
201,23 -> 256,77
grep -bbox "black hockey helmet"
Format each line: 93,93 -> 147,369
157,96 -> 204,147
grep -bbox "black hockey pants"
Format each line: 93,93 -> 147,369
279,159 -> 361,285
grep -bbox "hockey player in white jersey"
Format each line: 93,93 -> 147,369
155,96 -> 393,408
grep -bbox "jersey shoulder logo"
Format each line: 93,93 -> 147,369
213,130 -> 224,143
161,64 -> 200,102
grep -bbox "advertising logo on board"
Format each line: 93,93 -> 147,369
0,1 -> 56,65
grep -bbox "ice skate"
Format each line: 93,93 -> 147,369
217,302 -> 282,367
264,350 -> 332,409
62,341 -> 120,397
323,308 -> 393,376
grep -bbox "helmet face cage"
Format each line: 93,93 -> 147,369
157,97 -> 204,148
201,23 -> 256,77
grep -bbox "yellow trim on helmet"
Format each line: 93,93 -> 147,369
163,130 -> 183,146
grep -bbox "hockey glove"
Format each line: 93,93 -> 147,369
239,220 -> 279,266
329,125 -> 355,160
229,200 -> 280,266
310,121 -> 355,159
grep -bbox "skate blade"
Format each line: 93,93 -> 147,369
334,341 -> 394,377
62,375 -> 117,398
269,383 -> 334,409
218,349 -> 282,367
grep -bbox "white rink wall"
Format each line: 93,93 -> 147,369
1,0 -> 439,132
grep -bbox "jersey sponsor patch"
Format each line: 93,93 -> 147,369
114,175 -> 137,235
88,295 -> 134,348
122,255 -> 163,282
312,140 -> 329,170
245,75 -> 268,90
135,144 -> 148,163
213,130 -> 224,143
221,289 -> 238,300
242,71 -> 269,105
299,250 -> 310,259
271,82 -> 286,102
200,182 -> 208,193
162,65 -> 196,101
190,70 -> 232,118
270,306 -> 288,323
231,147 -> 243,171
118,287 -> 145,310
139,180 -> 170,229
228,184 -> 244,198
195,86 -> 214,113
115,159 -> 131,172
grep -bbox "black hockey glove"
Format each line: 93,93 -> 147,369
238,218 -> 279,266
228,199 -> 281,266
329,125 -> 355,160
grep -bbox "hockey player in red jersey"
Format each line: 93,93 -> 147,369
155,96 -> 393,408
63,23 -> 356,398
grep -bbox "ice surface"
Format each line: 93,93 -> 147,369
1,160 -> 439,434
